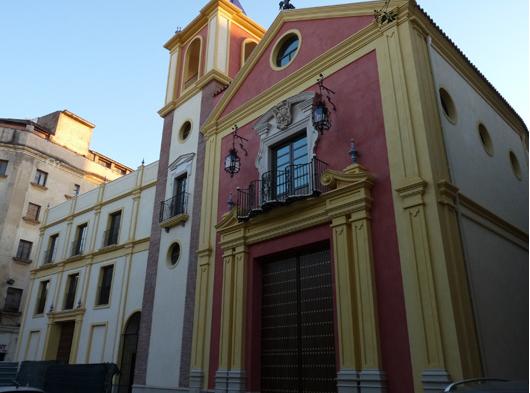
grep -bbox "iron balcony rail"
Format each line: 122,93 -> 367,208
237,158 -> 329,221
44,248 -> 57,264
104,228 -> 120,247
160,192 -> 190,223
71,238 -> 86,257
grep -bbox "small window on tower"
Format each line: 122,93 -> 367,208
183,38 -> 201,90
242,40 -> 258,66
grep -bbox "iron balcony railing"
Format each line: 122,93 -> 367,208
160,192 -> 189,223
44,248 -> 57,264
104,228 -> 120,247
237,158 -> 329,221
71,238 -> 86,257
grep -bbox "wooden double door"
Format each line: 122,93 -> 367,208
261,247 -> 337,393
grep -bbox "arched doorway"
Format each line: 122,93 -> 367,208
117,312 -> 141,393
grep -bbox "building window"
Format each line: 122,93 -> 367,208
273,32 -> 300,69
35,280 -> 49,315
4,288 -> 23,312
34,170 -> 48,187
242,40 -> 258,65
25,203 -> 41,222
45,234 -> 59,264
168,243 -> 181,267
271,134 -> 309,198
104,211 -> 121,246
478,124 -> 494,156
74,184 -> 81,196
63,273 -> 79,310
16,240 -> 33,262
439,88 -> 457,123
509,151 -> 522,181
183,38 -> 201,89
173,174 -> 187,216
96,265 -> 114,306
0,160 -> 8,176
72,223 -> 88,256
179,121 -> 192,142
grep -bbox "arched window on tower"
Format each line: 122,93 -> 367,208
184,38 -> 201,90
242,40 -> 258,66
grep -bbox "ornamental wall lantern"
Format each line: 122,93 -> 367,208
224,125 -> 248,177
312,74 -> 337,134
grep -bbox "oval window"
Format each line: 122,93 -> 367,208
509,151 -> 522,181
276,34 -> 299,68
439,88 -> 457,123
180,121 -> 192,141
168,243 -> 181,267
478,123 -> 494,156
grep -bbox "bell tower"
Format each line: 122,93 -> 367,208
160,0 -> 265,113
133,2 -> 264,393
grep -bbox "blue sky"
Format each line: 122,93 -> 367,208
0,0 -> 528,168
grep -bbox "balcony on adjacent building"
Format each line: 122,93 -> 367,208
44,248 -> 56,264
159,192 -> 190,231
237,158 -> 329,221
71,238 -> 86,257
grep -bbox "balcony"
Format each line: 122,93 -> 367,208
160,193 -> 190,231
44,248 -> 57,264
103,228 -> 120,247
237,158 -> 329,221
71,238 -> 86,257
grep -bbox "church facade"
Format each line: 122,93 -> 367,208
15,1 -> 528,393
153,1 -> 527,393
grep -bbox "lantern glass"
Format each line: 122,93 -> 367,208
224,149 -> 241,176
312,100 -> 330,133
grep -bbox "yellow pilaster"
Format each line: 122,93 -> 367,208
376,7 -> 482,391
330,216 -> 359,371
230,246 -> 248,370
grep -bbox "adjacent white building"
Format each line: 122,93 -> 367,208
0,111 -> 131,361
16,161 -> 157,393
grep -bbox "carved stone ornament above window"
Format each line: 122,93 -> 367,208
272,100 -> 293,130
254,91 -> 318,177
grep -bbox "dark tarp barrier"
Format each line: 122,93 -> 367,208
43,363 -> 119,393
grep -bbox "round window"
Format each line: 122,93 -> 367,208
168,243 -> 181,267
273,32 -> 300,69
180,121 -> 192,141
439,88 -> 457,123
478,123 -> 494,156
509,151 -> 522,181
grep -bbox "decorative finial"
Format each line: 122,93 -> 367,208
279,0 -> 295,10
374,0 -> 397,25
349,139 -> 359,164
141,158 -> 145,166
227,193 -> 235,211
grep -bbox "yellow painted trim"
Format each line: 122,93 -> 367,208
41,181 -> 156,230
458,192 -> 528,246
215,165 -> 383,377
269,29 -> 302,71
164,0 -> 265,52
